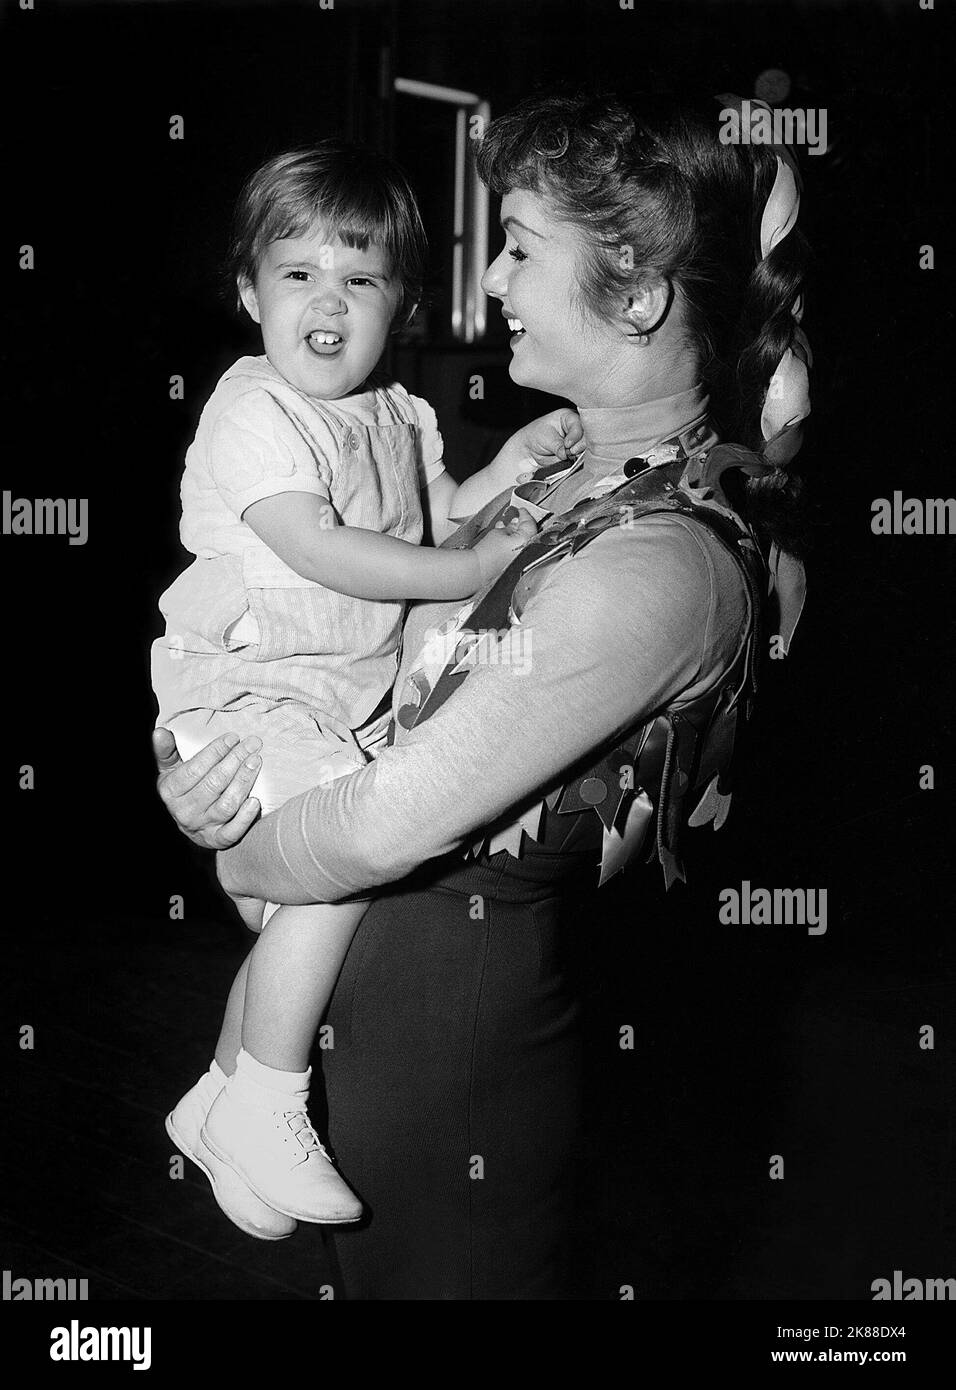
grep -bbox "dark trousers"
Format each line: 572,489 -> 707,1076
322,836 -> 595,1300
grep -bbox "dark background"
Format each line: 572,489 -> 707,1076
2,0 -> 953,1303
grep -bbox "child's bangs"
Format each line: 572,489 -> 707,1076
270,186 -> 400,266
229,143 -> 425,305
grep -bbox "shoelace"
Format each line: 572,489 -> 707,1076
283,1109 -> 330,1159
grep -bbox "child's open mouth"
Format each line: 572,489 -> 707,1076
306,330 -> 344,356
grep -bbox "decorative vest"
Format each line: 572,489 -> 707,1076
394,429 -> 772,891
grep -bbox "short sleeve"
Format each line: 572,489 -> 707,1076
405,392 -> 446,489
208,389 -> 332,519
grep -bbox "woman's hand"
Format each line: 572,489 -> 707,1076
153,727 -> 263,850
511,409 -> 585,471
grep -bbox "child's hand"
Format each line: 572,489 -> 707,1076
471,509 -> 539,587
512,409 -> 586,472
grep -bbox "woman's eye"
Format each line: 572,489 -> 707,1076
348,277 -> 374,287
508,246 -> 528,264
286,270 -> 311,281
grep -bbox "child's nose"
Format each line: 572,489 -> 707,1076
313,287 -> 346,315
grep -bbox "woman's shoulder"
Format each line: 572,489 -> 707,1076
533,509 -> 751,682
567,507 -> 747,598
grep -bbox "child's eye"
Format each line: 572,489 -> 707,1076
508,246 -> 528,264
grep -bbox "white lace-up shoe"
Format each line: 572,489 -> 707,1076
201,1087 -> 362,1224
166,1074 -> 297,1241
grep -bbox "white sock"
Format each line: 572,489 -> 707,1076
227,1047 -> 311,1114
192,1058 -> 228,1109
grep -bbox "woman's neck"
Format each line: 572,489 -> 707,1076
578,382 -> 711,466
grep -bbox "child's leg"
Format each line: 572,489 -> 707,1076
213,898 -> 365,1075
169,707 -> 367,1076
202,899 -> 369,1223
214,954 -> 250,1076
168,706 -> 369,1222
241,901 -> 365,1070
166,942 -> 296,1241
169,907 -> 365,1235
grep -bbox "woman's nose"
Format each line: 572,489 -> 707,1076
480,249 -> 509,299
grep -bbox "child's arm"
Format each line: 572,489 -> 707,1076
423,408 -> 584,541
241,492 -> 536,601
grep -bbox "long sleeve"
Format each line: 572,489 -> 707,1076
217,514 -> 748,904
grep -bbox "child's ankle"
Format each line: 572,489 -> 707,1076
227,1047 -> 311,1113
209,1058 -> 229,1087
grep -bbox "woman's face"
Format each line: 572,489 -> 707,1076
481,188 -> 622,406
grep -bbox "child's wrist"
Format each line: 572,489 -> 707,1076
451,546 -> 484,590
497,435 -> 538,482
474,544 -> 496,589
498,430 -> 531,468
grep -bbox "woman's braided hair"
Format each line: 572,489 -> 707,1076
476,91 -> 811,556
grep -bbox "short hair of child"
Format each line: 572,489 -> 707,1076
227,141 -> 427,327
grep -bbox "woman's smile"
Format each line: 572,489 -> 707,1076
482,189 -> 618,404
504,311 -> 526,346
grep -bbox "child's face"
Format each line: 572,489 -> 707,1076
481,188 -> 622,407
240,226 -> 402,400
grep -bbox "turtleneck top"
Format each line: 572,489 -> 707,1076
217,384 -> 747,904
578,382 -> 710,464
542,383 -> 713,515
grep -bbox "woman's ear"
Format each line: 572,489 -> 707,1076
238,277 -> 261,324
620,274 -> 673,342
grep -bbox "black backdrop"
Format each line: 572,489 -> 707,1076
2,0 -> 954,1326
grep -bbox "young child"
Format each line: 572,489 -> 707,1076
151,143 -> 582,1240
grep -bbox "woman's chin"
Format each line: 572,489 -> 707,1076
507,353 -> 543,391
507,348 -> 570,399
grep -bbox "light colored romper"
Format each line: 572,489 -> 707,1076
151,355 -> 445,814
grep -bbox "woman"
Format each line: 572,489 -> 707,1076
154,91 -> 811,1299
